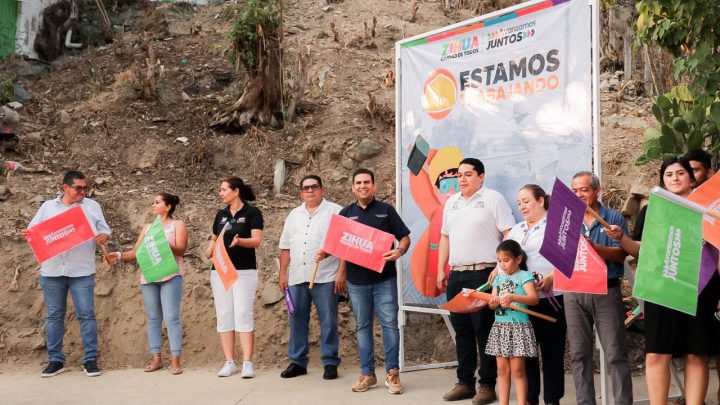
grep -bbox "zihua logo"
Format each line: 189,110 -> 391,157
144,235 -> 162,266
440,35 -> 480,61
485,21 -> 536,50
340,232 -> 374,253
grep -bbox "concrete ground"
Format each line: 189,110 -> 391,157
0,366 -> 718,405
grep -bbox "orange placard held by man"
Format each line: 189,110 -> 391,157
688,172 -> 720,249
322,214 -> 395,273
26,205 -> 96,263
213,224 -> 239,291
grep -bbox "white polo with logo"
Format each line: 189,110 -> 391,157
441,187 -> 515,266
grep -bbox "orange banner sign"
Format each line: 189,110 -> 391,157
26,205 -> 95,263
213,224 -> 239,291
322,214 -> 396,273
688,173 -> 720,250
553,236 -> 608,294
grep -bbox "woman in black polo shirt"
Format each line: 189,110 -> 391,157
205,176 -> 264,378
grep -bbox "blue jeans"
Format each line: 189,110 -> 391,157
140,275 -> 184,356
40,275 -> 98,363
288,282 -> 340,368
347,276 -> 400,375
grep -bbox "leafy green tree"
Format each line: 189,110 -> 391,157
634,0 -> 720,165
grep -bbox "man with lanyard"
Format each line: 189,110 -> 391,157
23,170 -> 111,378
437,158 -> 515,404
278,175 -> 342,380
566,171 -> 632,405
331,168 -> 410,395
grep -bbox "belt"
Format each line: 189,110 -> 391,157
451,263 -> 496,271
607,278 -> 620,288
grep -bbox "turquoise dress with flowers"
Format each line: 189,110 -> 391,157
485,270 -> 537,357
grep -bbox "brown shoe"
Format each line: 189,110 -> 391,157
472,384 -> 497,405
351,374 -> 377,392
443,383 -> 476,401
385,368 -> 403,394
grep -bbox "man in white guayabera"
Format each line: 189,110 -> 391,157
332,168 -> 410,395
278,175 -> 343,380
23,170 -> 111,378
566,171 -> 632,405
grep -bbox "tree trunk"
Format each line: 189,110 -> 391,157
210,35 -> 283,130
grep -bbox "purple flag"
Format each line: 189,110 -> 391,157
540,178 -> 586,278
699,242 -> 719,293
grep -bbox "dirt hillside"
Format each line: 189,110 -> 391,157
0,0 -> 654,372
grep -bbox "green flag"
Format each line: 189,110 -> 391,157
633,193 -> 703,315
136,216 -> 179,283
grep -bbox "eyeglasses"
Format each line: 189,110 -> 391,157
301,184 -> 320,192
69,185 -> 89,192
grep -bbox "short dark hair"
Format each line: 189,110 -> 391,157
496,239 -> 528,271
158,192 -> 180,217
458,158 -> 484,175
63,170 -> 86,185
520,184 -> 549,210
659,156 -> 695,188
685,149 -> 712,169
352,168 -> 375,183
222,176 -> 256,202
299,175 -> 323,188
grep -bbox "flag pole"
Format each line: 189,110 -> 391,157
467,291 -> 557,323
585,206 -> 611,228
99,243 -> 110,267
309,261 -> 320,289
652,186 -> 720,221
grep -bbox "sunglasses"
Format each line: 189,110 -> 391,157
69,185 -> 89,192
301,184 -> 320,192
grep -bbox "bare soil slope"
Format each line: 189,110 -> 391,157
0,0 -> 654,372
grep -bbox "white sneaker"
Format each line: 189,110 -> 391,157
217,361 -> 240,377
241,361 -> 255,378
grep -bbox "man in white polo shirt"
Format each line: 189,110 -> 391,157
278,175 -> 343,380
437,158 -> 515,404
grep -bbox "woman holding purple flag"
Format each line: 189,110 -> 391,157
106,193 -> 188,375
606,156 -> 720,405
506,184 -> 566,405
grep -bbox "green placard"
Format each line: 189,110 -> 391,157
136,217 -> 179,283
633,194 -> 703,315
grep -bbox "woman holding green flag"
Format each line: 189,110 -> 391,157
106,192 -> 188,375
606,156 -> 720,405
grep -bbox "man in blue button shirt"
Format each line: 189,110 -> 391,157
336,168 -> 410,395
24,171 -> 111,378
565,171 -> 632,405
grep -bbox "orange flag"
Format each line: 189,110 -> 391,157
213,224 -> 239,291
439,288 -> 489,313
688,173 -> 720,250
553,236 -> 608,294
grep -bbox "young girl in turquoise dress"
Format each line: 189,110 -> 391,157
486,239 -> 539,405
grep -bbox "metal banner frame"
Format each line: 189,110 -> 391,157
394,0 -> 601,372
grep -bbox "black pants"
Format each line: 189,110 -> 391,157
527,295 -> 567,404
447,270 -> 496,387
